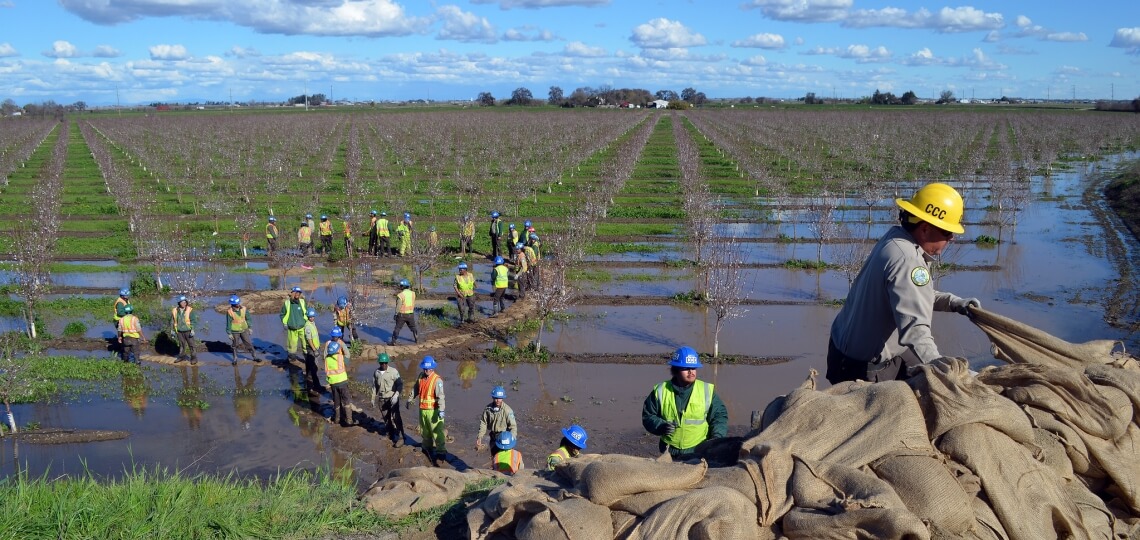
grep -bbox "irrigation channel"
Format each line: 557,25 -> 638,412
1,110 -> 1139,493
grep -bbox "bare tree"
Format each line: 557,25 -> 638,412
528,231 -> 583,353
11,121 -> 65,338
704,234 -> 751,358
807,186 -> 841,268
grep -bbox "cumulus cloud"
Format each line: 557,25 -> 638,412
742,55 -> 767,66
844,6 -> 1002,33
731,33 -> 785,49
0,42 -> 17,57
92,45 -> 120,58
44,40 -> 80,58
150,44 -> 189,61
1011,15 -> 1087,42
563,41 -> 606,57
983,30 -> 1000,43
630,18 -> 706,49
503,26 -> 557,41
227,46 -> 261,58
902,47 -> 937,66
1109,27 -> 1140,53
1045,32 -> 1087,43
743,0 -> 851,22
805,44 -> 890,62
59,0 -> 429,37
471,0 -> 609,7
436,5 -> 497,43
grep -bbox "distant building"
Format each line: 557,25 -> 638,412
650,99 -> 669,109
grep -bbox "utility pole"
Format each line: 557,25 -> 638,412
116,88 -> 121,116
1111,83 -> 1114,101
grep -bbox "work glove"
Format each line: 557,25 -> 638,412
189,330 -> 195,338
950,297 -> 981,315
405,399 -> 412,410
661,422 -> 676,436
389,394 -> 399,406
438,410 -> 445,420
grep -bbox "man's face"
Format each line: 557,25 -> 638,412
915,222 -> 954,256
493,397 -> 503,408
291,291 -> 301,300
379,363 -> 388,371
673,367 -> 698,385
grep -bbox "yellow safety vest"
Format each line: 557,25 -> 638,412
377,218 -> 390,237
547,447 -> 571,470
227,306 -> 248,332
298,226 -> 312,243
119,315 -> 141,338
171,306 -> 193,331
113,297 -> 129,321
524,246 -> 537,266
455,273 -> 475,296
493,265 -> 509,289
334,305 -> 350,326
281,298 -> 308,327
463,220 -> 475,237
509,229 -> 520,245
655,380 -> 713,451
266,223 -> 277,239
418,372 -> 442,409
319,221 -> 332,236
342,221 -> 352,238
396,289 -> 415,314
495,449 -> 523,474
325,350 -> 348,385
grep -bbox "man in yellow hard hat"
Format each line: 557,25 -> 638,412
827,182 -> 981,384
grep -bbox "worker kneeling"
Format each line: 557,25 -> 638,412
642,346 -> 728,460
492,431 -> 524,475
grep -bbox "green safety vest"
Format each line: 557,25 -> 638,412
455,273 -> 475,296
655,380 -> 713,451
493,265 -> 509,289
377,218 -> 389,237
495,449 -> 522,474
281,298 -> 308,330
325,350 -> 348,385
547,447 -> 571,471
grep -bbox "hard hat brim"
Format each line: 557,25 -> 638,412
895,198 -> 965,235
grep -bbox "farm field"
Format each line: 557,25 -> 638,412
1,105 -> 1139,497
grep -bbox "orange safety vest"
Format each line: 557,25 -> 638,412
319,221 -> 332,236
171,306 -> 193,330
119,315 -> 141,337
418,372 -> 442,410
334,305 -> 350,326
396,289 -> 415,314
227,306 -> 248,332
342,221 -> 352,238
298,226 -> 312,243
495,449 -> 523,474
325,346 -> 348,385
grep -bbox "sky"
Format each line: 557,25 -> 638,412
0,0 -> 1137,106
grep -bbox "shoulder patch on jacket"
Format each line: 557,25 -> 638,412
910,266 -> 931,286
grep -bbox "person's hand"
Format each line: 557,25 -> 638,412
438,410 -> 445,420
662,422 -> 676,436
389,394 -> 399,406
950,297 -> 981,315
189,330 -> 195,338
475,440 -> 484,451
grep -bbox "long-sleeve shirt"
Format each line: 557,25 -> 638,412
476,403 -> 517,440
371,367 -> 403,406
830,226 -> 959,365
641,379 -> 728,440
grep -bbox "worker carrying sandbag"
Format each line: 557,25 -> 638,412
642,346 -> 727,459
827,182 -> 981,384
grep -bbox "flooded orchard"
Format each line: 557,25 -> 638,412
1,108 -> 1138,492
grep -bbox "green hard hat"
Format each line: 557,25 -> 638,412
377,352 -> 391,364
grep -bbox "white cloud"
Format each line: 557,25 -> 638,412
1045,32 -> 1087,43
1109,27 -> 1140,53
805,44 -> 890,62
1012,15 -> 1086,42
92,45 -> 120,58
743,0 -> 851,22
731,33 -> 785,49
742,55 -> 767,66
983,30 -> 1000,43
44,40 -> 80,58
563,41 -> 606,57
503,26 -> 557,41
471,0 -> 609,7
436,5 -> 497,44
844,6 -> 1003,33
0,42 -> 17,57
150,44 -> 189,61
227,46 -> 261,58
901,47 -> 937,66
630,18 -> 706,49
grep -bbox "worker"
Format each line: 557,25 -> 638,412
827,182 -> 981,384
475,386 -> 517,456
306,213 -> 315,234
117,305 -> 145,364
507,223 -> 520,249
265,216 -> 279,255
395,216 -> 411,257
490,256 -> 509,315
113,288 -> 130,324
318,215 -> 333,255
461,214 -> 475,257
280,286 -> 308,362
324,341 -> 352,426
226,295 -> 258,364
454,262 -> 477,324
377,211 -> 391,256
302,307 -> 323,393
522,241 -> 538,291
297,218 -> 312,257
333,296 -> 359,343
527,232 -> 541,260
342,214 -> 353,257
326,327 -> 351,366
512,243 -> 528,300
491,431 -> 524,475
170,295 -> 199,364
428,226 -> 439,250
389,279 -> 418,345
367,210 -> 380,256
489,211 -> 503,260
548,424 -> 588,471
642,346 -> 728,459
371,352 -> 406,447
406,356 -> 447,464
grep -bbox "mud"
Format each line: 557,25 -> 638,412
10,428 -> 130,445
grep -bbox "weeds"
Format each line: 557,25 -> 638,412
486,343 -> 549,364
62,321 -> 88,337
671,290 -> 708,305
783,259 -> 829,270
974,234 -> 1000,245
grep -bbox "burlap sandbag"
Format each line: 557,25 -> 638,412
1023,405 -> 1098,477
1032,427 -> 1076,482
695,444 -> 795,526
908,358 -> 1035,446
969,306 -> 1119,368
782,508 -> 930,540
611,510 -> 639,540
868,451 -> 975,537
579,458 -> 707,506
363,467 -> 495,517
611,489 -> 690,516
938,423 -> 1091,540
626,486 -> 771,540
470,476 -> 570,539
513,496 -> 614,540
966,496 -> 1007,540
554,453 -> 646,489
980,364 -> 1132,440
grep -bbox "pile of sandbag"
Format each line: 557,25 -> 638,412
369,307 -> 1140,539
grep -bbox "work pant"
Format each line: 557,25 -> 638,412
336,324 -> 359,342
491,287 -> 507,313
825,339 -> 912,385
285,327 -> 306,357
390,314 -> 418,344
267,237 -> 277,254
380,398 -> 405,443
378,235 -> 390,256
526,267 -> 537,290
368,232 -> 378,255
175,330 -> 195,360
344,237 -> 353,257
330,381 -> 351,425
397,236 -> 409,257
514,271 -> 526,299
490,233 -> 501,259
121,336 -> 140,363
303,350 -> 322,392
456,294 -> 476,323
299,242 -> 312,257
419,408 -> 447,455
320,235 -> 332,255
229,330 -> 256,362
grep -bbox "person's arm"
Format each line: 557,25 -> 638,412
707,390 -> 728,439
507,407 -> 517,437
371,370 -> 380,408
476,409 -> 488,441
279,301 -> 288,323
885,248 -> 941,363
641,387 -> 669,435
435,380 -> 445,413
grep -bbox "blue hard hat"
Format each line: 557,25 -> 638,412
269,216 -> 277,222
176,295 -> 187,303
229,295 -> 241,305
458,262 -> 468,270
320,215 -> 328,220
496,431 -> 516,450
306,308 -> 317,318
419,356 -> 437,370
509,223 -> 515,229
399,279 -> 410,288
291,286 -> 303,293
491,386 -> 506,399
515,243 -> 524,250
562,425 -> 588,449
669,346 -> 702,369
336,296 -> 348,308
491,211 -> 500,218
524,220 -> 532,228
370,210 -> 377,216
494,256 -> 504,265
306,214 -> 312,219
119,288 -> 130,297
326,341 -> 341,355
330,327 -> 343,338
529,233 -> 538,240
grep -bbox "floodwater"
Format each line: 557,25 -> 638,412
3,158 -> 1139,488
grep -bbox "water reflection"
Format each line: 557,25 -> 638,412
233,364 -> 260,430
178,365 -> 204,430
122,370 -> 148,418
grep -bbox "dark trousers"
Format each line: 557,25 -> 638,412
490,233 -> 501,259
378,235 -> 390,256
461,236 -> 473,255
491,287 -> 507,313
336,324 -> 359,342
826,339 -> 910,384
344,237 -> 353,257
230,330 -> 255,361
267,237 -> 277,254
176,330 -> 195,360
380,399 -> 405,442
299,242 -> 312,256
368,232 -> 379,255
390,314 -> 418,344
121,336 -> 139,363
515,271 -> 526,299
456,295 -> 476,322
330,382 -> 351,425
304,351 -> 322,391
320,235 -> 333,254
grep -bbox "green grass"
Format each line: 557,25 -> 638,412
585,242 -> 667,255
783,259 -> 829,270
486,342 -> 549,364
567,268 -> 612,282
0,354 -> 140,404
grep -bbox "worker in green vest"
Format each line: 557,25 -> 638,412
302,307 -> 322,392
395,217 -> 411,257
488,211 -> 503,259
318,215 -> 333,255
324,341 -> 352,426
342,215 -> 353,258
489,256 -> 509,315
388,279 -> 418,345
170,295 -> 199,364
461,214 -> 475,257
641,346 -> 728,460
113,288 -> 131,324
265,216 -> 279,255
548,424 -> 588,471
280,286 -> 308,362
511,243 -> 528,300
454,262 -> 476,324
226,295 -> 258,364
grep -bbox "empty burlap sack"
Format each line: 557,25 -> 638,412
695,443 -> 794,526
363,467 -> 494,517
514,497 -> 613,540
611,510 -> 638,540
469,476 -> 571,539
980,364 -> 1132,440
969,306 -> 1119,368
579,457 -> 707,506
626,486 -> 771,540
783,457 -> 927,540
908,358 -> 1035,446
474,480 -> 612,540
867,451 -> 975,537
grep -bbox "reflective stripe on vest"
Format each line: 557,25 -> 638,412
120,315 -> 141,337
493,265 -> 508,288
172,306 -> 192,331
495,449 -> 522,474
325,349 -> 348,384
418,372 -> 441,409
655,380 -> 713,450
266,223 -> 277,239
547,447 -> 570,470
377,218 -> 389,236
455,273 -> 475,296
298,227 -> 312,243
397,289 -> 415,314
319,221 -> 332,236
228,307 -> 248,332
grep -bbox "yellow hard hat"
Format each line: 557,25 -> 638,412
895,183 -> 965,234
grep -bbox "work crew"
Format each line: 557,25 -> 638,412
642,346 -> 728,459
507,223 -> 520,248
324,341 -> 352,426
475,386 -> 518,456
371,352 -> 406,447
368,210 -> 380,256
461,215 -> 475,257
377,211 -> 391,256
318,215 -> 333,255
489,211 -> 503,259
226,295 -> 258,364
117,305 -> 145,364
265,216 -> 279,255
454,262 -> 477,324
492,432 -> 524,475
302,307 -> 323,392
511,243 -> 529,300
827,182 -> 981,384
548,424 -> 588,471
280,286 -> 308,362
170,295 -> 199,364
389,279 -> 419,345
326,327 -> 351,366
113,288 -> 131,324
297,218 -> 312,257
395,216 -> 411,257
407,356 -> 447,464
333,296 -> 359,342
342,215 -> 353,257
490,256 -> 509,315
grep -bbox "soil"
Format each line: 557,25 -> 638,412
11,428 -> 130,444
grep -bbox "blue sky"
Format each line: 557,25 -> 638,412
1,0 -> 1137,105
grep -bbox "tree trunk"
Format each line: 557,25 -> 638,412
534,320 -> 545,354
